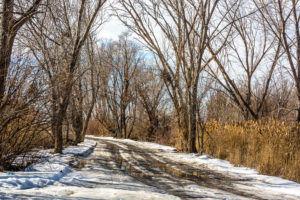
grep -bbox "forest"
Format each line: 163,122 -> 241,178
0,0 -> 300,184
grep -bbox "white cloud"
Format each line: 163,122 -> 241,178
99,16 -> 127,40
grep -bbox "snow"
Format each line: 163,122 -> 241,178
160,152 -> 300,198
0,138 -> 179,199
1,135 -> 300,199
87,135 -> 176,151
63,139 -> 96,156
88,135 -> 300,199
0,139 -> 96,191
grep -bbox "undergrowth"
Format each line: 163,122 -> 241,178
204,120 -> 300,183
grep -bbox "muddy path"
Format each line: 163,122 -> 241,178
80,138 -> 267,200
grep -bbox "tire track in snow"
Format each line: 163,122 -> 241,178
96,139 -> 263,200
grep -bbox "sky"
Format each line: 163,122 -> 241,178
99,16 -> 127,40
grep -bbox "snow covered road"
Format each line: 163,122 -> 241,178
1,136 -> 300,199
87,137 -> 300,200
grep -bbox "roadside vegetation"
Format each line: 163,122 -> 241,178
204,120 -> 300,183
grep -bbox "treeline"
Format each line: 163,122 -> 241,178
0,0 -> 107,169
0,0 -> 299,180
108,0 -> 300,152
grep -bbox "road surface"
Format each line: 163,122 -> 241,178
2,137 -> 300,200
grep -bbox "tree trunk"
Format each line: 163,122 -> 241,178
66,118 -> 70,143
188,109 -> 197,153
72,110 -> 83,144
0,0 -> 14,101
71,97 -> 83,144
177,110 -> 189,152
54,114 -> 64,153
188,90 -> 197,153
80,99 -> 95,142
296,34 -> 300,122
147,117 -> 158,141
0,44 -> 13,101
0,0 -> 42,101
181,126 -> 189,152
297,92 -> 300,122
120,103 -> 126,138
200,127 -> 204,154
53,99 -> 70,153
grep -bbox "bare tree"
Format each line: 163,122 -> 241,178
103,34 -> 140,139
0,0 -> 43,103
70,36 -> 101,144
81,37 -> 102,141
270,73 -> 295,119
26,0 -> 106,153
115,0 -> 238,152
137,68 -> 166,140
0,55 -> 48,170
208,1 -> 282,120
252,0 -> 300,121
70,80 -> 84,144
0,0 -> 48,170
93,43 -> 114,134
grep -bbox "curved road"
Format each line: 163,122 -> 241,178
82,138 -> 298,200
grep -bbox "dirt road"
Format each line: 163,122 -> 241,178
81,138 -> 297,200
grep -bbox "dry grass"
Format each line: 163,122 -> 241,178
86,119 -> 113,137
204,120 -> 300,183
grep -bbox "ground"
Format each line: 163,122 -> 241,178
0,136 -> 300,199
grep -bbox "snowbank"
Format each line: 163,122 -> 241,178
0,139 -> 96,190
165,153 -> 300,198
